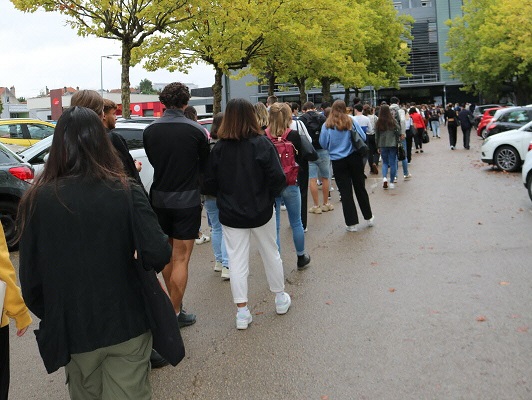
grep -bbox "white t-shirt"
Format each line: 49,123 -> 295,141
354,114 -> 370,133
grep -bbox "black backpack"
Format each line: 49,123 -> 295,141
300,111 -> 326,148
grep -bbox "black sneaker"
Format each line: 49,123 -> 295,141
150,349 -> 169,369
177,306 -> 197,328
297,254 -> 311,270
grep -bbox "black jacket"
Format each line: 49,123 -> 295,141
203,135 -> 286,228
143,109 -> 210,209
299,111 -> 326,150
19,180 -> 171,373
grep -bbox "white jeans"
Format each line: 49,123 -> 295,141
222,213 -> 285,304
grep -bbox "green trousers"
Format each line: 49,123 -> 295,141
65,331 -> 152,400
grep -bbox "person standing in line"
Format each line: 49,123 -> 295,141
1,224 -> 32,400
376,105 -> 402,189
203,98 -> 291,330
405,109 -> 414,164
445,103 -> 460,150
299,101 -> 332,215
429,104 -> 441,138
266,103 -> 311,270
253,102 -> 269,131
291,111 -> 312,232
143,82 -> 210,328
409,107 -> 426,153
319,100 -> 374,232
457,104 -> 474,150
203,112 -> 230,279
363,104 -> 379,175
266,95 -> 278,111
18,107 -> 171,398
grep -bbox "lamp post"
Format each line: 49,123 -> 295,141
100,54 -> 120,97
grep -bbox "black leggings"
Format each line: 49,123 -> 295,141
414,128 -> 424,150
0,325 -> 9,400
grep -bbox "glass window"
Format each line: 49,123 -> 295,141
0,146 -> 18,163
0,124 -> 24,139
27,124 -> 54,140
113,128 -> 143,150
507,111 -> 528,123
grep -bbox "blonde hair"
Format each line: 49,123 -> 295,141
267,102 -> 292,137
253,102 -> 269,128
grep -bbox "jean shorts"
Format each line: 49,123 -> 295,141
308,149 -> 331,179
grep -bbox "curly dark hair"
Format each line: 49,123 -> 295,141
159,82 -> 190,108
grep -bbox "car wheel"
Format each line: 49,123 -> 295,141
0,201 -> 20,251
527,174 -> 532,202
481,128 -> 488,139
494,145 -> 521,172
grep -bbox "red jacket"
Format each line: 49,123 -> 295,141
410,112 -> 426,129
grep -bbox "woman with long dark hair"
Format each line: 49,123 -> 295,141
319,100 -> 374,232
203,98 -> 291,330
444,103 -> 459,150
375,104 -> 401,189
18,107 -> 171,398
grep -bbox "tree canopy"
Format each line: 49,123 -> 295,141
11,0 -> 192,117
444,0 -> 532,104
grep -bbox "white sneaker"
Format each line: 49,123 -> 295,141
236,311 -> 252,329
195,234 -> 210,245
383,177 -> 388,189
275,292 -> 291,315
280,204 -> 287,211
309,205 -> 322,214
404,174 -> 412,180
389,183 -> 395,189
346,225 -> 358,232
367,216 -> 375,227
221,266 -> 230,280
393,177 -> 398,183
214,261 -> 223,272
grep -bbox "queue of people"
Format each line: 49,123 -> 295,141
3,82 -> 477,399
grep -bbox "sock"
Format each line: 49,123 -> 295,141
275,292 -> 286,303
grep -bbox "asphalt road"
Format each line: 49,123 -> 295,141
7,126 -> 532,399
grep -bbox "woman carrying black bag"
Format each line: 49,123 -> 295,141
18,107 -> 172,399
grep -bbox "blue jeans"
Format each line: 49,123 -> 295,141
430,120 -> 440,137
275,185 -> 305,255
204,197 -> 228,267
381,147 -> 398,182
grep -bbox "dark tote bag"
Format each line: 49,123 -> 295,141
397,141 -> 406,161
127,192 -> 185,366
422,130 -> 430,144
294,122 -> 318,161
350,129 -> 369,156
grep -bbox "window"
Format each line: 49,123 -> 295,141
27,124 -> 54,140
0,124 -> 23,139
114,128 -> 143,150
394,1 -> 402,9
421,1 -> 431,7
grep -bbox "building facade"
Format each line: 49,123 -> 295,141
222,0 -> 477,108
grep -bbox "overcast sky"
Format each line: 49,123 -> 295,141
0,0 -> 215,99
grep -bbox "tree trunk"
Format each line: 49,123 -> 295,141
294,77 -> 307,106
321,77 -> 332,104
344,88 -> 350,104
268,73 -> 276,97
121,42 -> 132,119
212,66 -> 223,114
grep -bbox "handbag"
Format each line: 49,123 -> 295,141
422,130 -> 430,144
350,129 -> 369,156
294,122 -> 318,161
397,142 -> 406,161
127,192 -> 185,367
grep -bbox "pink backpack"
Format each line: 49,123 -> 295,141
265,129 -> 299,186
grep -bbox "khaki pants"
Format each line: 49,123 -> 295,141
65,332 -> 152,400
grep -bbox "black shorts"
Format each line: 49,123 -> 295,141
154,205 -> 202,240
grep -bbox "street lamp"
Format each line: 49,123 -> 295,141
100,54 -> 120,97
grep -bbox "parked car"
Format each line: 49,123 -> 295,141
473,104 -> 501,126
484,106 -> 532,137
477,107 -> 505,138
0,142 -> 34,250
481,121 -> 532,172
0,118 -> 55,147
522,141 -> 532,202
116,116 -> 159,124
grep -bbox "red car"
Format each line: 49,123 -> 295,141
477,107 -> 504,138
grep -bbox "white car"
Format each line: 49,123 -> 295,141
481,121 -> 532,172
522,142 -> 532,202
17,122 -> 154,192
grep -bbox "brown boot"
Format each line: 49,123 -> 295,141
371,163 -> 378,174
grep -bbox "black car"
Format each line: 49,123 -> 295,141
485,106 -> 532,137
0,143 -> 34,251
